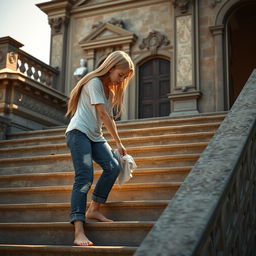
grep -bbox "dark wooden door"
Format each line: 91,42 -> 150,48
139,58 -> 170,118
227,3 -> 256,108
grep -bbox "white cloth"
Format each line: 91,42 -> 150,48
65,77 -> 112,142
114,150 -> 137,186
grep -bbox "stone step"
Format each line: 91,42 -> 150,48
0,131 -> 214,149
3,122 -> 220,146
0,221 -> 154,246
6,114 -> 225,140
0,244 -> 137,256
0,113 -> 224,256
0,142 -> 207,159
0,153 -> 199,170
0,167 -> 190,188
0,182 -> 181,204
0,200 -> 168,222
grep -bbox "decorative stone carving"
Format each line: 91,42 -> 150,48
8,52 -> 16,64
209,0 -> 222,8
92,18 -> 125,30
14,91 -> 66,123
49,17 -> 69,35
172,0 -> 191,13
176,15 -> 193,88
139,30 -> 170,55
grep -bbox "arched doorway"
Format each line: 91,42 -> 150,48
226,2 -> 256,108
138,58 -> 170,118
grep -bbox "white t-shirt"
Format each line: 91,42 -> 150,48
65,77 -> 113,142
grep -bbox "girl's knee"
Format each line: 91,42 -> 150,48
104,160 -> 120,177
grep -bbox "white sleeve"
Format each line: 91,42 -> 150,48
87,78 -> 105,105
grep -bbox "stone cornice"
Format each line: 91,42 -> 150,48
70,0 -> 168,17
36,0 -> 73,18
0,37 -> 24,49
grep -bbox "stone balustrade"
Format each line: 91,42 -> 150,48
0,36 -> 58,89
0,36 -> 67,134
17,49 -> 58,89
134,69 -> 256,256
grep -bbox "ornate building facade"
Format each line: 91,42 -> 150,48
38,0 -> 256,120
0,0 -> 255,134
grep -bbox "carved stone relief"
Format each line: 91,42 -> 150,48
176,15 -> 193,88
92,18 -> 125,30
139,30 -> 170,55
14,91 -> 66,123
49,17 -> 69,35
209,0 -> 222,8
172,0 -> 191,13
8,52 -> 16,64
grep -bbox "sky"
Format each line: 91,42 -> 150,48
0,0 -> 51,64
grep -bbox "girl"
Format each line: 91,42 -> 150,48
65,51 -> 134,246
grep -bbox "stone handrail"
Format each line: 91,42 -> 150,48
134,69 -> 256,255
17,49 -> 59,89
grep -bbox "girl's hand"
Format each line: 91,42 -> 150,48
117,143 -> 127,156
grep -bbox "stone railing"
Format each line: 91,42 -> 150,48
0,37 -> 67,134
0,36 -> 59,89
17,49 -> 58,89
134,69 -> 256,256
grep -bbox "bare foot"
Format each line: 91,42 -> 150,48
74,232 -> 94,246
73,220 -> 93,246
86,210 -> 113,222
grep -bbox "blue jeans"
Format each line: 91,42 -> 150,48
66,129 -> 120,224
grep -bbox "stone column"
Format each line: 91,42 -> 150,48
0,37 -> 23,71
0,116 -> 10,139
169,0 -> 201,116
48,15 -> 70,93
210,25 -> 225,111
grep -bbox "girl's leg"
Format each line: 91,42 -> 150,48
66,130 -> 94,245
73,220 -> 93,246
86,141 -> 120,222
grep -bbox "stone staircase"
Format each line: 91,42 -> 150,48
0,113 -> 225,256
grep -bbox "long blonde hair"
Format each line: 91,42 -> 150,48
66,51 -> 134,118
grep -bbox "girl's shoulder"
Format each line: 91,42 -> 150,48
83,77 -> 103,91
88,77 -> 102,85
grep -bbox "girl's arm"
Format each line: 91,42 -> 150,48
95,104 -> 127,156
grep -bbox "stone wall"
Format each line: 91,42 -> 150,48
66,0 -> 173,120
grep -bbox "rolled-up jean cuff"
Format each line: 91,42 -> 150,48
92,194 -> 106,204
70,213 -> 85,224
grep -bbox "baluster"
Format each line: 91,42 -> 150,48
18,58 -> 26,74
45,72 -> 52,87
26,64 -> 33,78
33,65 -> 40,81
40,69 -> 46,84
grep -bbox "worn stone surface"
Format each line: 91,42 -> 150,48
134,69 -> 256,255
